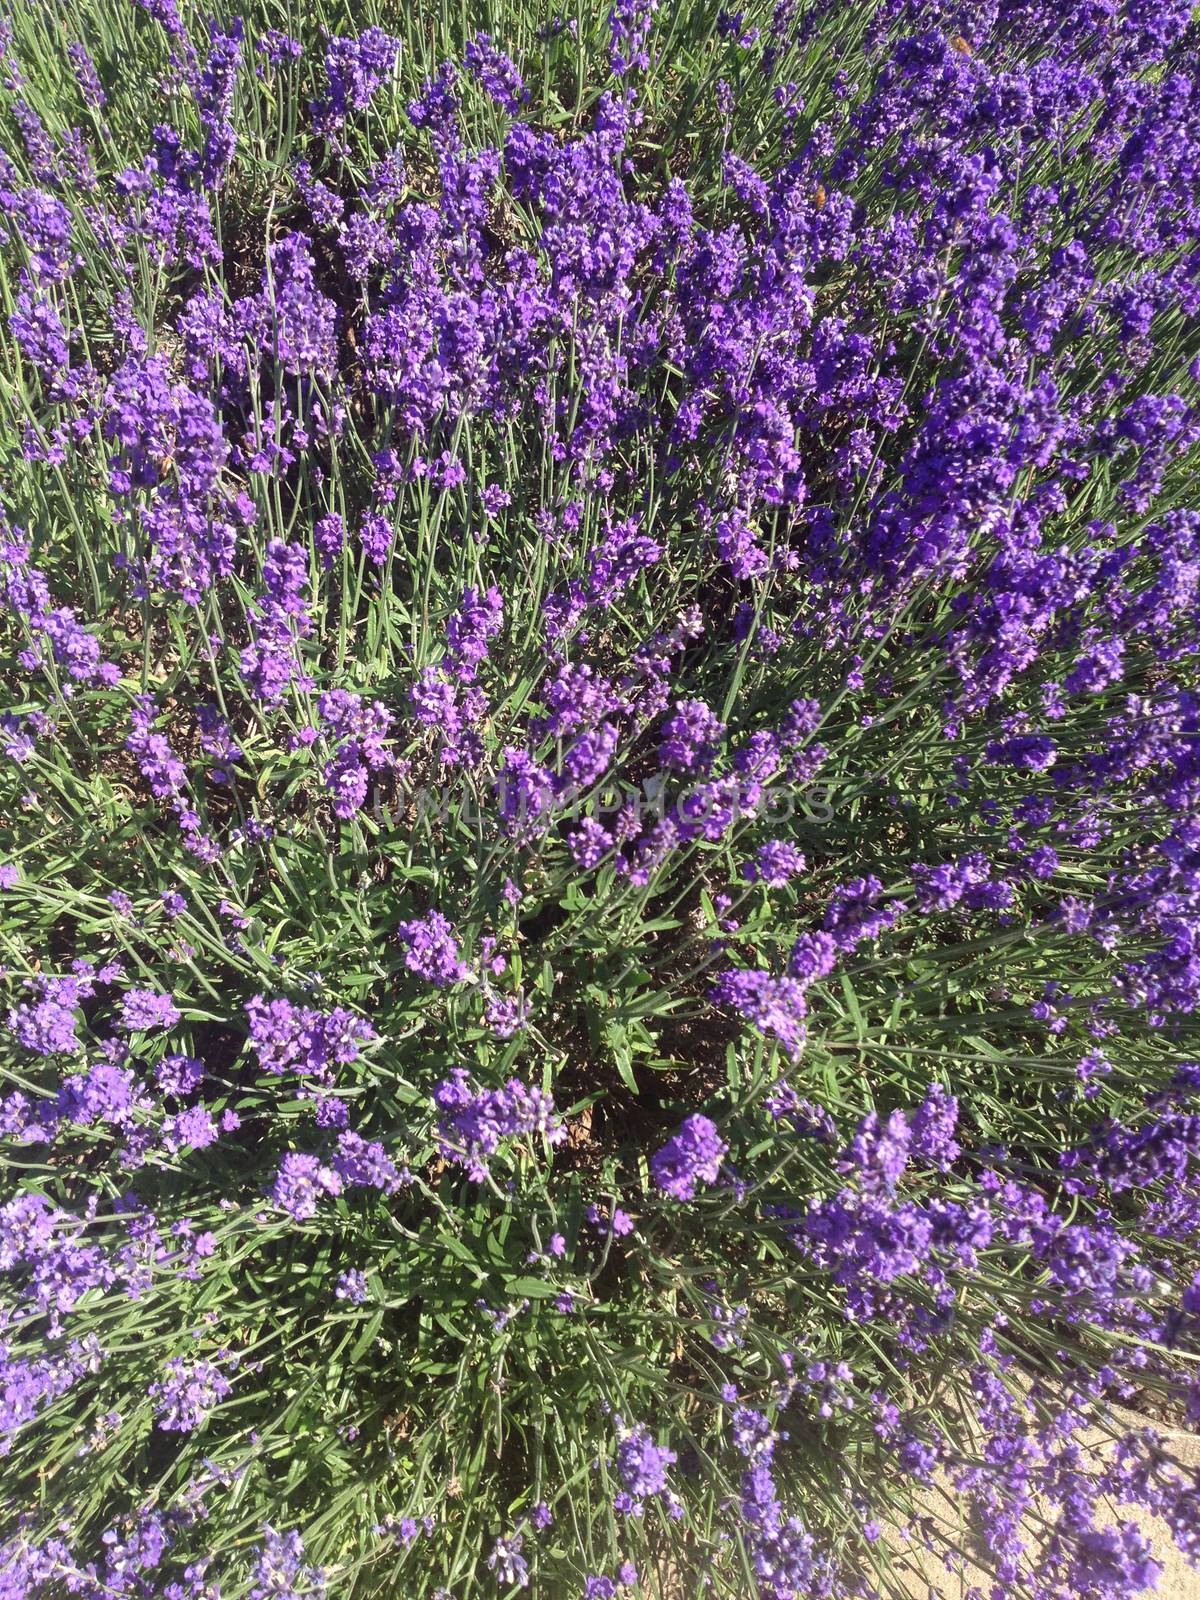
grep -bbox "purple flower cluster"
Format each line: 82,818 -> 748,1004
396,910 -> 470,987
272,1152 -> 341,1221
709,970 -> 809,1059
248,1527 -> 326,1600
311,26 -> 401,132
3,1 -> 1200,1593
433,1069 -> 564,1180
240,537 -> 313,704
245,996 -> 375,1079
1,529 -> 117,686
148,1356 -> 231,1431
615,1423 -> 677,1514
464,34 -> 527,114
120,987 -> 180,1033
315,690 -> 395,818
126,697 -> 221,864
650,1115 -> 727,1201
7,975 -> 84,1057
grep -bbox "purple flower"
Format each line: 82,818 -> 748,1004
335,1270 -> 368,1304
1,533 -> 116,682
331,1130 -> 403,1194
257,30 -> 301,67
650,1115 -> 727,1201
910,1085 -> 961,1170
659,699 -> 725,773
149,1357 -> 230,1432
315,1096 -> 349,1129
271,1153 -> 343,1221
485,990 -> 529,1039
1067,1525 -> 1161,1596
126,696 -> 187,799
240,536 -> 313,703
396,910 -> 469,987
744,841 -> 805,886
840,1110 -> 911,1193
434,1070 -> 564,1180
8,988 -> 81,1056
495,749 -> 555,839
58,1063 -> 138,1126
245,996 -> 374,1078
464,34 -> 527,113
823,877 -> 900,951
359,512 -> 393,566
67,42 -> 106,108
317,690 -> 395,819
617,1424 -> 676,1501
311,27 -> 401,132
788,932 -> 838,987
444,585 -> 503,681
710,969 -> 807,1058
314,513 -> 345,566
609,0 -> 657,75
985,734 -> 1057,772
486,1532 -> 529,1589
120,988 -> 180,1032
194,19 -> 243,188
161,1105 -> 219,1153
248,1528 -> 326,1600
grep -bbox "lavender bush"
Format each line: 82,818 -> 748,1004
1,0 -> 1200,1594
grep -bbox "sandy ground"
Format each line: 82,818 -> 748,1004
888,1409 -> 1200,1599
646,1405 -> 1200,1599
